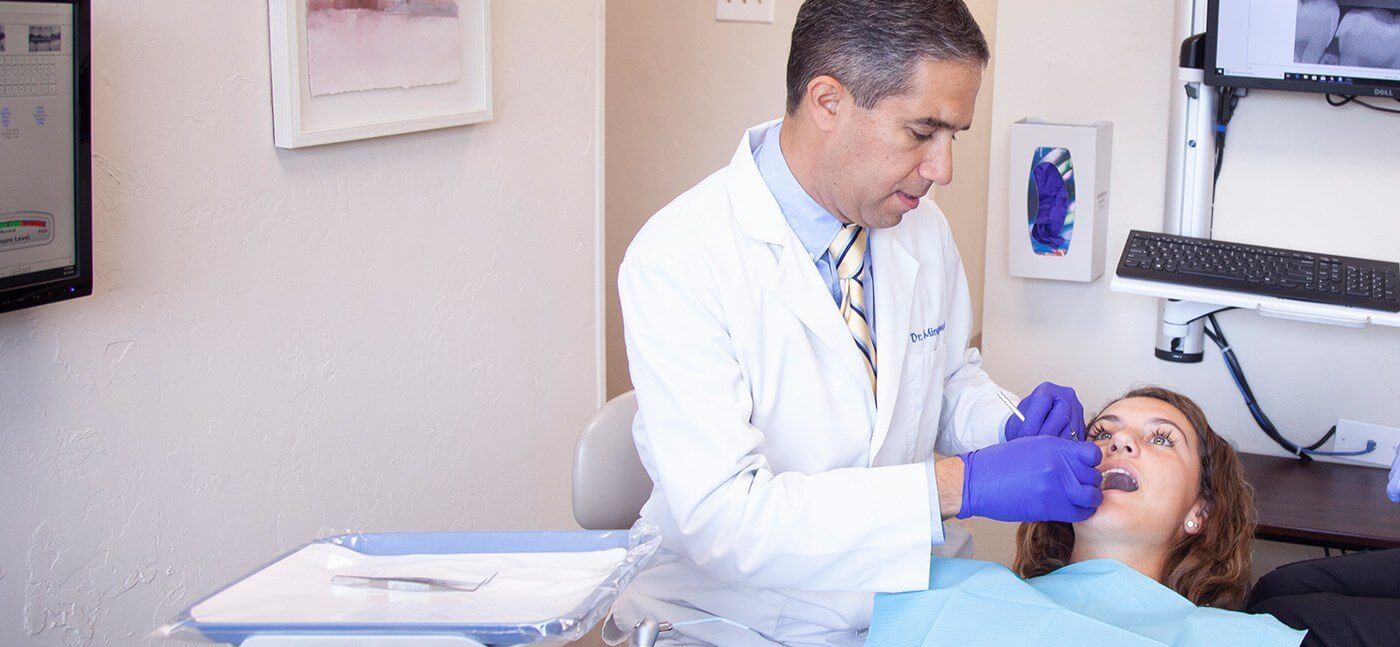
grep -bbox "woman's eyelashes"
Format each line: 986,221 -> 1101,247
1087,424 -> 1176,447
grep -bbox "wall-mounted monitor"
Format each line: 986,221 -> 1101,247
1207,0 -> 1400,99
0,0 -> 90,315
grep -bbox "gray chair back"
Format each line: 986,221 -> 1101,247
572,390 -> 653,530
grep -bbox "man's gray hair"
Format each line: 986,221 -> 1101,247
786,0 -> 989,114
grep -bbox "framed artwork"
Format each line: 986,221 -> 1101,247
269,0 -> 492,148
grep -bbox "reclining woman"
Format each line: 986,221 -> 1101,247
866,386 -> 1305,646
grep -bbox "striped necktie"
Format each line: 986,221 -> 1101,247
828,223 -> 876,395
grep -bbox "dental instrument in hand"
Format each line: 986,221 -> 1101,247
331,571 -> 498,593
996,390 -> 1026,423
996,386 -> 1080,442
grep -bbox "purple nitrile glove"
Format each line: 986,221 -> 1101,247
1388,445 -> 1400,503
1004,382 -> 1088,442
957,435 -> 1104,523
1031,161 -> 1070,250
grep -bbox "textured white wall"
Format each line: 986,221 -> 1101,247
972,0 -> 1400,569
0,1 -> 603,644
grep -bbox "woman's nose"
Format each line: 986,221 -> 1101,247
1109,431 -> 1137,455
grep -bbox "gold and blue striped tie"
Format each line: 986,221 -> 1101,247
829,223 -> 876,395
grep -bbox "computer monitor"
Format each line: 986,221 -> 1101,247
1206,0 -> 1400,98
0,0 -> 90,315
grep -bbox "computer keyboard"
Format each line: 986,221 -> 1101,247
1115,230 -> 1400,313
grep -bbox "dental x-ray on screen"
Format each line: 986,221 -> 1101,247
1210,0 -> 1400,96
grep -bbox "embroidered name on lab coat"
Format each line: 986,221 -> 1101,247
909,323 -> 947,345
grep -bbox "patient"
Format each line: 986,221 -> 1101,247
866,387 -> 1304,646
1015,386 -> 1254,608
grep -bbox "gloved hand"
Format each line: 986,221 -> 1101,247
1004,382 -> 1087,442
958,435 -> 1103,523
1389,445 -> 1400,503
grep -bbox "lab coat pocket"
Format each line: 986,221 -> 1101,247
906,322 -> 946,356
896,346 -> 943,460
900,321 -> 948,447
901,346 -> 941,383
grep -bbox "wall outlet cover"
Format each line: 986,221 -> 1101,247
717,0 -> 775,23
1334,418 -> 1400,469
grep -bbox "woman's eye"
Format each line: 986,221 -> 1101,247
1090,428 -> 1112,441
1149,432 -> 1174,447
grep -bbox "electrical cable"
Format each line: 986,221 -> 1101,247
1201,314 -> 1306,459
1212,86 -> 1242,186
1325,94 -> 1400,115
1178,306 -> 1235,326
1202,314 -> 1375,460
1306,425 -> 1336,452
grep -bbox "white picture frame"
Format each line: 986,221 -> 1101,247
268,0 -> 492,149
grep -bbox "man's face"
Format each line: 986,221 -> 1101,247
819,59 -> 982,229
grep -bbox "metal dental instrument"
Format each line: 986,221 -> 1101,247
331,571 -> 498,593
996,390 -> 1026,422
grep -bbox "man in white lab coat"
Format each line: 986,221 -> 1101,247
610,1 -> 1104,644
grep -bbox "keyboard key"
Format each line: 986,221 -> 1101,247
1181,268 -> 1245,282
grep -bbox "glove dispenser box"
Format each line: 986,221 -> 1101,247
1007,119 -> 1113,282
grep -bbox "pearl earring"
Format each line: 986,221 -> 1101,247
1185,520 -> 1199,530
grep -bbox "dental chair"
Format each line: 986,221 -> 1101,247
573,390 -> 665,645
573,390 -> 652,532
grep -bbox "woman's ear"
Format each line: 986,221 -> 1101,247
1183,501 -> 1210,536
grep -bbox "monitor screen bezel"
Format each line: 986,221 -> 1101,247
0,0 -> 92,315
1204,0 -> 1400,99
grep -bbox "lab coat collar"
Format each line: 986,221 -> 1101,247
726,122 -> 925,455
729,120 -> 792,246
727,121 -> 876,418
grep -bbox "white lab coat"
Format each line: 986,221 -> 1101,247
610,121 -> 1011,646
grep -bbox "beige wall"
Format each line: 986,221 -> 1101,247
0,2 -> 603,643
938,0 -> 998,349
606,0 -> 999,397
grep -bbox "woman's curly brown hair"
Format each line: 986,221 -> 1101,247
1012,386 -> 1257,609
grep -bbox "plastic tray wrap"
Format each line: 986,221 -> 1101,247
160,521 -> 659,646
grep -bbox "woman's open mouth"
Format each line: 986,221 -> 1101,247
1102,467 -> 1139,493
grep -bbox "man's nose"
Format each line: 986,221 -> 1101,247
917,143 -> 954,187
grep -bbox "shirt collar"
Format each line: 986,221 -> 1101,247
752,122 -> 844,260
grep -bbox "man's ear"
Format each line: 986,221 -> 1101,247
802,75 -> 846,132
1184,501 -> 1210,536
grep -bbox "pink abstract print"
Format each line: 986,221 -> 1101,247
306,0 -> 462,96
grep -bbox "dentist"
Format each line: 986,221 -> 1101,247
611,1 -> 1101,644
